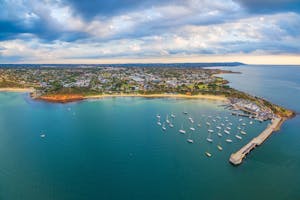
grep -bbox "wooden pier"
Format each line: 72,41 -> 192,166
229,117 -> 282,165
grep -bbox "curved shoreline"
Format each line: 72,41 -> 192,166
0,87 -> 35,92
85,93 -> 228,101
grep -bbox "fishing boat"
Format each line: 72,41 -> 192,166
212,119 -> 216,122
217,145 -> 223,151
224,130 -> 230,134
40,134 -> 46,138
229,122 -> 233,126
171,114 -> 176,118
249,121 -> 253,124
206,137 -> 213,143
221,123 -> 225,126
239,118 -> 243,122
237,126 -> 241,130
156,114 -> 161,118
217,132 -> 222,137
205,152 -> 212,157
216,126 -> 221,130
225,139 -> 232,143
206,122 -> 211,126
157,121 -> 162,126
197,123 -> 201,127
226,127 -> 231,130
187,139 -> 194,143
169,123 -> 174,128
235,135 -> 242,140
208,129 -> 214,133
242,123 -> 246,126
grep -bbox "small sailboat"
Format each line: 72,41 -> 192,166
187,139 -> 194,143
205,152 -> 212,157
226,139 -> 233,143
217,145 -> 223,151
188,117 -> 194,123
240,130 -> 247,135
235,135 -> 242,140
190,127 -> 195,131
179,124 -> 186,134
206,133 -> 213,143
166,115 -> 170,124
162,123 -> 166,131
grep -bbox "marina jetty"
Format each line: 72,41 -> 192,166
230,117 -> 282,165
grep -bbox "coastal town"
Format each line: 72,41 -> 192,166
0,66 -> 293,120
0,66 -> 230,96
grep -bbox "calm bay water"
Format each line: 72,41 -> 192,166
0,65 -> 300,200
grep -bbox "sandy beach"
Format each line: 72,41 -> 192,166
85,93 -> 228,101
0,88 -> 35,92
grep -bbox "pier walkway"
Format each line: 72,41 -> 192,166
229,117 -> 282,165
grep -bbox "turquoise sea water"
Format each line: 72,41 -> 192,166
0,65 -> 300,200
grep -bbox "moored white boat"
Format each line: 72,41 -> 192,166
217,145 -> 223,151
205,152 -> 212,157
206,138 -> 213,143
187,139 -> 194,143
226,139 -> 232,143
235,135 -> 242,140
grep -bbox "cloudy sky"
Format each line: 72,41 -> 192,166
0,0 -> 300,64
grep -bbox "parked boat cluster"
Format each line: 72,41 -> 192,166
156,111 -> 255,158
